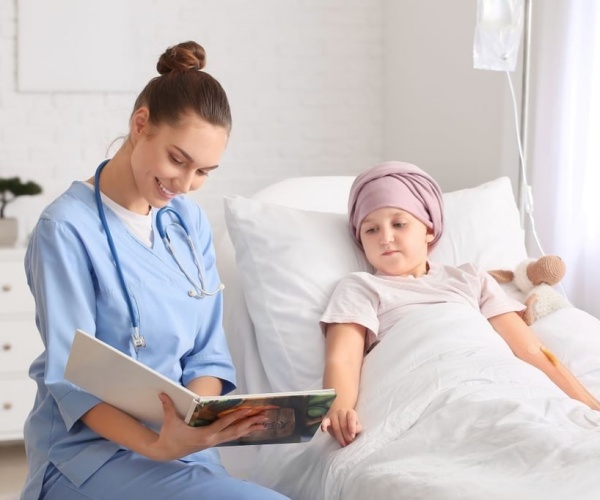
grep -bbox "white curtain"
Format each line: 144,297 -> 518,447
527,0 -> 600,319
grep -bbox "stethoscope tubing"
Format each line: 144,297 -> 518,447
94,161 -> 141,337
157,209 -> 223,299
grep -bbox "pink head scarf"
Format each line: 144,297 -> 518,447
348,161 -> 445,250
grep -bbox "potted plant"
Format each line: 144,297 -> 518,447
0,177 -> 43,247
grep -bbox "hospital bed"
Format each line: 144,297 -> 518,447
216,175 -> 600,500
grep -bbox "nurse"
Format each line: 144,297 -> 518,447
21,41 -> 289,500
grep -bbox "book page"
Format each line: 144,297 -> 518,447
188,390 -> 336,446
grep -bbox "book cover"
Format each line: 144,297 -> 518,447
188,390 -> 337,446
65,329 -> 336,446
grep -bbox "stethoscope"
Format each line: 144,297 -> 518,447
94,161 -> 224,352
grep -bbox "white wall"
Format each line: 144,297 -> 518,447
383,0 -> 522,193
0,0 -> 385,239
0,0 -> 519,241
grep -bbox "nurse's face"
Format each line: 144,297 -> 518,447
129,108 -> 229,211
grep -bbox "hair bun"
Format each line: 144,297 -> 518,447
156,41 -> 207,75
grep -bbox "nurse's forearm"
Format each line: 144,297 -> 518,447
82,397 -> 268,461
81,402 -> 163,458
186,376 -> 223,396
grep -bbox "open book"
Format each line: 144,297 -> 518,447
64,329 -> 336,446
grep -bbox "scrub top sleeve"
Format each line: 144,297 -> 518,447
195,204 -> 219,283
26,218 -> 102,430
181,204 -> 236,394
182,291 -> 236,395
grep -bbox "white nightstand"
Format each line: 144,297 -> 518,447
0,248 -> 42,443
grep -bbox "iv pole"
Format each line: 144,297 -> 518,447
518,0 -> 533,229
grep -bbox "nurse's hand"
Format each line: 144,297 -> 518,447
151,393 -> 269,461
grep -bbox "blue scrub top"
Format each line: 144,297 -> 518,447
21,180 -> 236,499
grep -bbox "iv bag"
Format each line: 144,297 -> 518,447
473,0 -> 524,71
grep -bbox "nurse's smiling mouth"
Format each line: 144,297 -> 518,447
156,178 -> 177,199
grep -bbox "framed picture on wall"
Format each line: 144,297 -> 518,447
17,0 -> 140,92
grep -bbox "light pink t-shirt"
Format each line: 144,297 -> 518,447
320,262 -> 525,351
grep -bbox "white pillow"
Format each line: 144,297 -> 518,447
223,176 -> 528,392
224,201 -> 371,392
429,177 -> 527,269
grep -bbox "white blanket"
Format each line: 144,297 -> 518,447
251,303 -> 600,500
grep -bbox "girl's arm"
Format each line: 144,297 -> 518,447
321,322 -> 366,446
489,311 -> 600,410
81,395 -> 268,461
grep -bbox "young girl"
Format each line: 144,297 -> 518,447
21,41 -> 288,499
320,160 -> 600,447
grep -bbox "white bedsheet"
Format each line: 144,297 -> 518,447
251,303 -> 600,500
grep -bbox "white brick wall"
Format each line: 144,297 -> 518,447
0,0 -> 384,240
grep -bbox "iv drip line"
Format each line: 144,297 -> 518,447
504,70 -> 546,257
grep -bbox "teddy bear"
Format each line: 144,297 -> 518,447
488,255 -> 571,325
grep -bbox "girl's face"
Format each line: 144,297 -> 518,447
359,207 -> 433,277
128,108 -> 229,213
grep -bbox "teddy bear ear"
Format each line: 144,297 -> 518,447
488,269 -> 515,283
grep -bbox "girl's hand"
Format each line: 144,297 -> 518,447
321,408 -> 362,447
150,393 -> 269,461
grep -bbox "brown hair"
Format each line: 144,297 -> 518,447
132,41 -> 232,133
